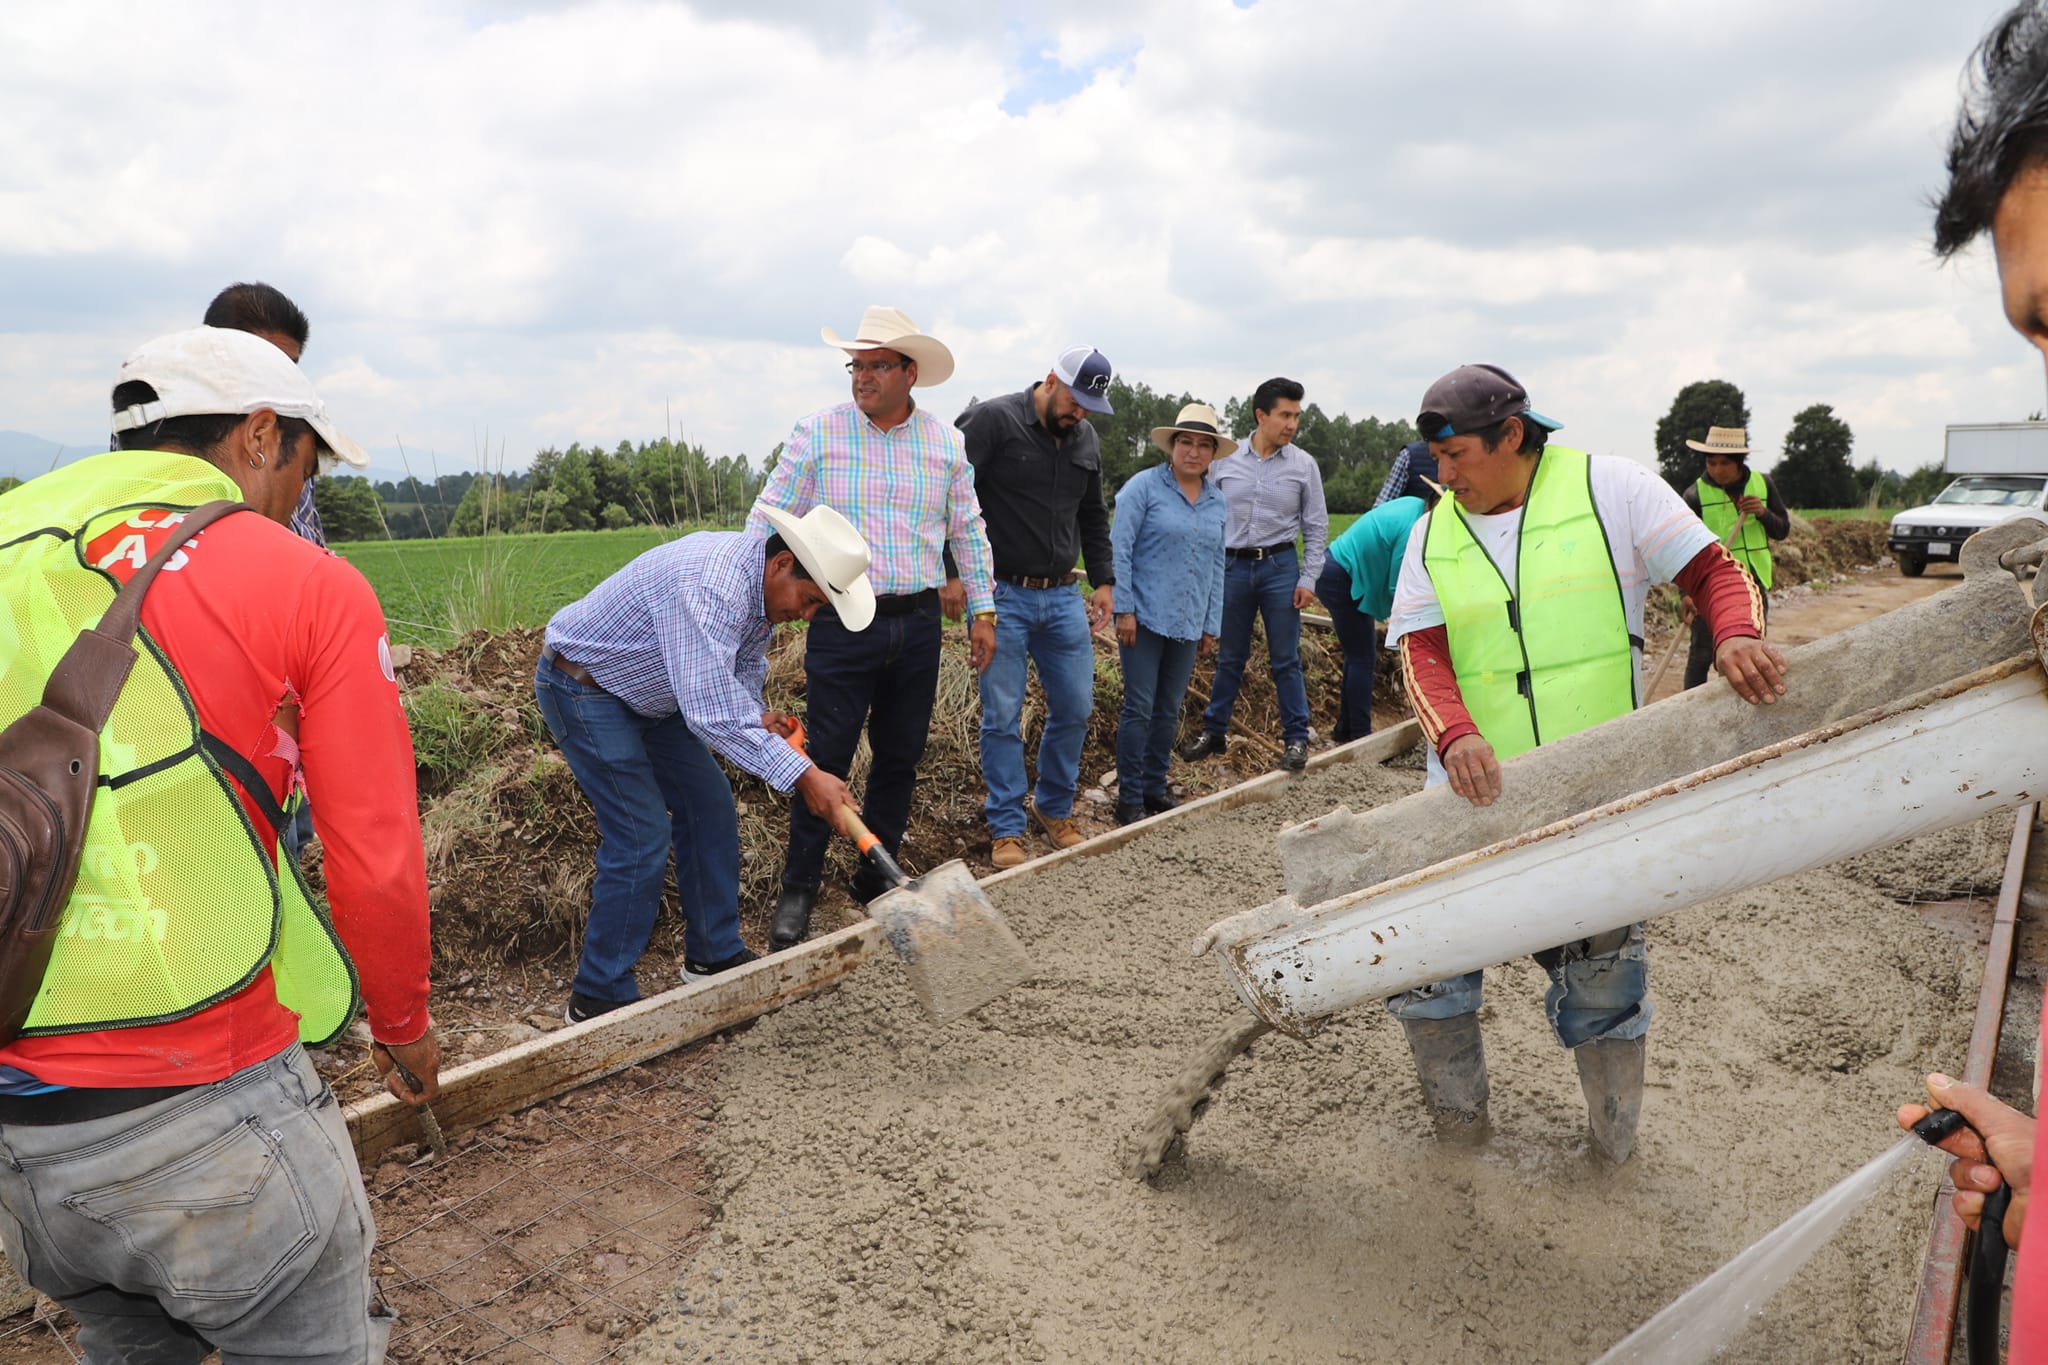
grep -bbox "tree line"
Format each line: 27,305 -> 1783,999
1653,378 -> 1953,509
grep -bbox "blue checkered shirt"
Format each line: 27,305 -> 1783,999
544,531 -> 810,791
290,481 -> 327,546
1374,448 -> 1414,508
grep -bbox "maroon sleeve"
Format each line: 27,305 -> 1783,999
290,557 -> 433,1046
1399,625 -> 1481,758
1675,542 -> 1765,650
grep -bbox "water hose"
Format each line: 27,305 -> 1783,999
1912,1107 -> 2012,1365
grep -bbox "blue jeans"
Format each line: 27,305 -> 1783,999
782,605 -> 943,890
1385,923 -> 1652,1048
1117,625 -> 1199,804
1202,548 -> 1310,744
534,658 -> 744,1001
1312,558 -> 1377,742
978,582 -> 1097,836
0,1047 -> 392,1363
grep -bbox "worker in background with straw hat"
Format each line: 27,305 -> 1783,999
1679,426 -> 1788,690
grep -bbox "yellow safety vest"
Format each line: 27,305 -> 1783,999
1696,470 -> 1773,590
0,451 -> 357,1043
1421,446 -> 1636,761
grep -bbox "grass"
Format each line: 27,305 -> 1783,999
1803,507 -> 1903,522
334,526 -> 695,647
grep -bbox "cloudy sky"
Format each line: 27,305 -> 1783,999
0,0 -> 2034,477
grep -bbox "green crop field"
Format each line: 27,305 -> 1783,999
338,511 -> 1375,649
335,526 -> 704,647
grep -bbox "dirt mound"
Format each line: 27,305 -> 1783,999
384,620 -> 1371,982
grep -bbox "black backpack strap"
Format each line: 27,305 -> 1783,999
40,500 -> 247,733
199,732 -> 292,837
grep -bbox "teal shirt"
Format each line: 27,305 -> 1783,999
1324,496 -> 1426,620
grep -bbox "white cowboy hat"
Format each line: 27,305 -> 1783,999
755,502 -> 877,631
1685,426 -> 1751,456
820,305 -> 955,388
1150,402 -> 1236,457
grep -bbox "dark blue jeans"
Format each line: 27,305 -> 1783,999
783,604 -> 942,890
1201,547 -> 1310,743
1312,558 -> 1377,742
534,659 -> 744,1003
978,582 -> 1097,836
1117,625 -> 1199,804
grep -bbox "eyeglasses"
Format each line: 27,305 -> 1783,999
845,360 -> 908,376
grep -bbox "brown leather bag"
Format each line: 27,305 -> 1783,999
0,499 -> 246,1045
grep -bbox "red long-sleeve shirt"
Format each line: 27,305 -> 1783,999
1401,541 -> 1764,758
0,509 -> 432,1087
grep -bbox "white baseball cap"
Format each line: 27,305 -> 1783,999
110,326 -> 370,468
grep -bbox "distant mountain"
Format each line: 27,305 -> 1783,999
0,431 -> 100,481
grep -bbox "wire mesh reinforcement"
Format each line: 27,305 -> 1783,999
0,1045 -> 722,1364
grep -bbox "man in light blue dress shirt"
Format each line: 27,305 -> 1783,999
1183,377 -> 1329,771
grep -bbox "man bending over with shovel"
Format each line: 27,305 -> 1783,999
536,506 -> 873,1024
1384,363 -> 1786,1164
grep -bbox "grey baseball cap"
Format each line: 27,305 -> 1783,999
1416,364 -> 1561,441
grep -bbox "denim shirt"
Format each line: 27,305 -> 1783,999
1110,463 -> 1227,642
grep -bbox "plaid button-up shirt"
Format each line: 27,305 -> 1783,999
544,531 -> 810,791
748,401 -> 995,614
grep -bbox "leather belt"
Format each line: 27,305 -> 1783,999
540,645 -> 597,687
863,589 -> 939,619
997,571 -> 1080,590
1226,541 -> 1295,561
0,1083 -> 197,1126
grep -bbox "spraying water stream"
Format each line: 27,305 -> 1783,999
1591,1135 -> 1935,1364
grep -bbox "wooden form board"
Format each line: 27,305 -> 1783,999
345,720 -> 1421,1166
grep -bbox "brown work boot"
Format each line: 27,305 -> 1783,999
990,836 -> 1028,869
1030,807 -> 1085,851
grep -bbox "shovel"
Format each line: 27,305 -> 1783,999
770,714 -> 1031,1022
838,807 -> 1032,1023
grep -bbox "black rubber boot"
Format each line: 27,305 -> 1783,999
1400,1014 -> 1490,1144
1575,1034 -> 1647,1164
770,886 -> 817,950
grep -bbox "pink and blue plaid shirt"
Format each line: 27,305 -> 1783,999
747,401 -> 995,614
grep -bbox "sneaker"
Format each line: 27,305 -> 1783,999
682,947 -> 760,982
1282,740 -> 1308,772
1179,731 -> 1228,761
564,991 -> 631,1025
1143,792 -> 1178,816
1114,801 -> 1148,827
1030,807 -> 1085,851
990,836 -> 1028,869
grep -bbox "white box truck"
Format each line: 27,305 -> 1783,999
1888,422 -> 2048,575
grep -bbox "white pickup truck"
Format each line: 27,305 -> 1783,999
1888,422 -> 2048,576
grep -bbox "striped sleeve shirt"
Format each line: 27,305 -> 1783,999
747,401 -> 996,613
543,531 -> 810,791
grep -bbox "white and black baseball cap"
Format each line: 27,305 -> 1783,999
110,326 -> 370,468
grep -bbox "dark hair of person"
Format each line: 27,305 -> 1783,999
1934,1 -> 2048,257
1471,414 -> 1548,456
110,379 -> 320,462
203,282 -> 310,352
1251,376 -> 1305,418
764,533 -> 814,580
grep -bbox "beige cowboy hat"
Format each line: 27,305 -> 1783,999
820,305 -> 955,388
754,502 -> 878,631
1685,426 -> 1751,456
1150,402 -> 1236,457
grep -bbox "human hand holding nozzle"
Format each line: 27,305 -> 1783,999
1899,1072 -> 2032,1249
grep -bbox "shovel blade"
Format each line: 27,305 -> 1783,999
868,859 -> 1030,1022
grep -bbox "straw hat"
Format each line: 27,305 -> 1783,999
820,305 -> 955,387
1685,426 -> 1751,455
754,503 -> 877,631
1150,402 -> 1236,457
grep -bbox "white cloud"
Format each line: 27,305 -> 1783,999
0,0 -> 2033,478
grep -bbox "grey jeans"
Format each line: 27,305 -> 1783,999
0,1046 -> 392,1364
